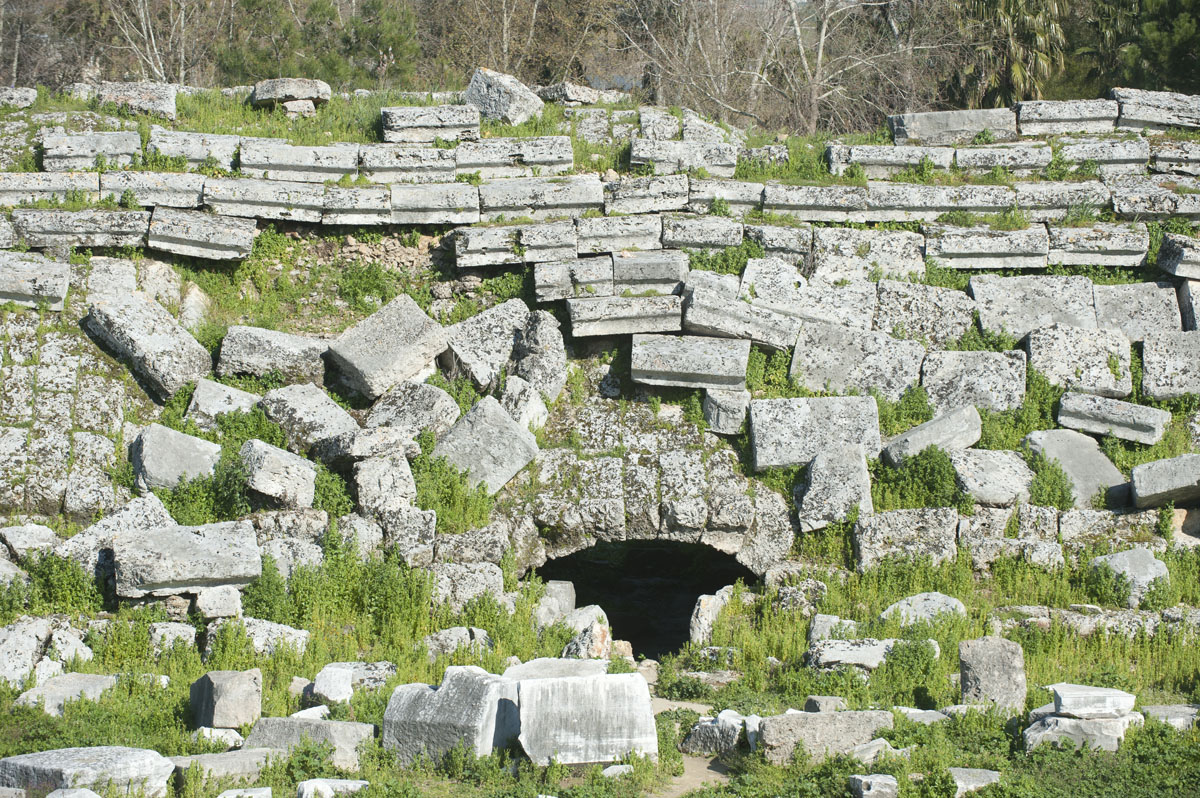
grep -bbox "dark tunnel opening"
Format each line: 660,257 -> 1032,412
535,540 -> 758,660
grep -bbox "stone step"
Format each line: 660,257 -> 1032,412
566,295 -> 682,337
477,175 -> 603,221
358,145 -> 456,183
147,207 -> 258,261
204,177 -> 325,222
100,171 -> 206,208
12,208 -> 149,248
455,136 -> 573,179
380,105 -> 480,144
238,140 -> 359,183
630,334 -> 751,391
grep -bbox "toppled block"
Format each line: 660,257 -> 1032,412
241,439 -> 316,509
1024,713 -> 1143,752
762,184 -> 868,222
759,710 -> 894,766
147,128 -> 239,170
0,746 -> 175,797
1131,453 -> 1200,509
249,78 -> 331,108
605,174 -> 690,214
612,250 -> 687,296
516,674 -> 657,766
949,449 -> 1033,506
0,251 -> 70,310
381,105 -> 481,144
148,207 -> 257,261
1047,223 -> 1148,267
744,224 -> 813,268
954,142 -> 1052,174
738,257 -> 805,315
1024,429 -> 1126,509
84,292 -> 210,399
465,68 -> 544,126
968,274 -> 1098,337
810,227 -> 924,284
874,280 -> 976,346
703,388 -> 750,435
97,81 -> 177,119
864,183 -> 1015,222
186,379 -> 260,431
190,669 -> 262,729
1057,392 -> 1171,445
749,396 -> 881,470
1093,281 -> 1180,342
576,215 -> 662,254
795,444 -> 872,532
629,138 -> 738,178
1016,99 -> 1119,135
433,396 -> 537,494
329,295 -> 448,399
639,107 -> 681,140
1150,140 -> 1200,176
924,224 -> 1048,270
243,717 -> 373,771
959,636 -> 1027,712
454,221 -> 576,269
455,137 -> 573,179
889,108 -> 1018,145
442,298 -> 530,389
1026,323 -> 1132,398
16,672 -> 116,717
567,295 -> 682,337
113,520 -> 260,598
855,508 -> 960,570
661,214 -> 742,249
1051,683 -> 1136,719
1091,548 -> 1169,609
0,172 -> 99,205
827,144 -> 953,178
12,209 -> 149,248
100,171 -> 206,208
239,140 -> 358,184
390,183 -> 479,225
683,285 -> 800,350
41,131 -> 141,171
1158,233 -> 1200,279
217,325 -> 327,384
359,145 -> 456,183
1059,135 -> 1149,175
1013,180 -> 1111,222
478,174 -> 603,221
790,321 -> 925,401
322,187 -> 390,226
687,178 -> 764,214
132,423 -> 221,490
1141,330 -> 1200,400
882,405 -> 981,466
204,177 -> 325,223
630,334 -> 750,391
261,383 -> 359,452
1112,87 -> 1200,132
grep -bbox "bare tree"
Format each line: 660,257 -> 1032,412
106,0 -> 231,84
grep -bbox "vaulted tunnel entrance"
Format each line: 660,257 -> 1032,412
535,541 -> 758,660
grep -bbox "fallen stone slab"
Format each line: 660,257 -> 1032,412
865,183 -> 1015,222
97,81 -> 176,118
687,178 -> 764,215
295,779 -> 368,798
968,274 -> 1098,337
630,334 -> 750,391
1159,233 -> 1200,280
434,396 -> 537,494
806,638 -> 915,670
241,439 -> 316,509
604,174 -> 690,215
41,131 -> 141,171
243,717 -> 373,771
959,636 -> 1026,712
1047,223 -> 1148,267
1,524 -> 60,559
882,405 -> 981,465
168,749 -> 280,783
948,768 -> 1000,797
1178,281 -> 1200,330
250,78 -> 331,108
795,444 -> 873,533
1150,140 -> 1200,176
1058,136 -> 1149,176
683,285 -> 800,350
310,661 -> 396,703
953,142 -> 1052,174
1057,391 -> 1172,445
1016,99 -> 1119,135
762,183 -> 868,222
365,379 -> 460,434
191,669 -> 262,729
478,175 -> 603,221
1024,429 -> 1127,509
744,224 -> 813,268
760,710 -> 894,766
1092,548 -> 1168,609
84,292 -> 210,400
0,87 -> 35,109
358,145 -> 456,183
924,224 -> 1049,270
948,449 -> 1033,507
442,298 -> 529,389
147,127 -> 240,170
131,423 -> 221,490
239,140 -> 358,184
874,280 -> 975,346
322,187 -> 390,226
0,172 -> 99,205
855,508 -> 960,570
381,105 -> 480,144
1012,180 -> 1111,222
703,387 -> 751,435
113,520 -> 260,598
576,215 -> 662,255
1112,86 -> 1200,131
1131,453 -> 1200,509
328,294 -> 448,399
516,673 -> 657,766
638,107 -> 681,140
889,108 -> 1018,145
431,562 -> 504,612
810,227 -> 924,285
261,383 -> 359,452
12,209 -> 149,248
382,665 -> 519,764
567,295 -> 682,337
629,138 -> 738,178
611,250 -> 687,296
204,177 -> 325,223
1142,330 -> 1200,401
1051,683 -> 1137,719
16,673 -> 117,716
749,396 -> 882,470
465,68 -> 543,125
312,427 -> 419,467
0,747 -> 175,797
661,214 -> 742,249
148,207 -> 257,261
1142,705 -> 1200,731
828,144 -> 953,178
790,320 -> 925,401
217,325 -> 327,384
1026,323 -> 1132,398
0,251 -> 70,311
920,350 -> 1027,415
1110,174 -> 1200,220
680,709 -> 751,755
455,137 -> 573,179
453,221 -> 577,269
100,171 -> 206,208
1024,712 -> 1143,752
422,627 -> 492,663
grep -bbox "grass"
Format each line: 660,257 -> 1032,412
869,446 -> 973,515
410,430 -> 494,535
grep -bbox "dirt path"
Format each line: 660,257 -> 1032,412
656,754 -> 731,797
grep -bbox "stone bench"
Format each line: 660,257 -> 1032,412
478,175 -> 603,221
148,207 -> 258,260
380,105 -> 480,144
576,215 -> 662,255
323,186 -> 391,225
0,172 -> 99,205
865,183 -> 1015,222
238,140 -> 359,183
954,143 -> 1052,174
1016,99 -> 1119,136
889,108 -> 1018,145
147,127 -> 240,170
41,131 -> 142,171
358,145 -> 456,183
762,184 -> 868,222
604,174 -> 690,214
1112,87 -> 1200,132
455,137 -> 573,179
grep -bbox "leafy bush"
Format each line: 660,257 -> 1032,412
1027,450 -> 1075,510
745,345 -> 801,399
875,384 -> 934,436
871,446 -> 972,514
977,369 -> 1064,450
26,554 -> 103,616
1084,562 -> 1133,608
425,372 -> 481,415
410,430 -> 494,535
241,556 -> 291,624
337,260 -> 399,314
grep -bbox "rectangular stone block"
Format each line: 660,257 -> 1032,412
683,285 -> 801,350
0,251 -> 70,310
1093,281 -> 1181,342
875,279 -> 976,346
454,221 -> 576,269
328,294 -> 449,399
920,350 -> 1027,414
478,175 -> 603,221
0,172 -> 99,205
628,138 -> 738,178
41,131 -> 141,171
390,183 -> 480,225
1180,280 -> 1200,330
100,171 -> 205,208
954,143 -> 1052,174
686,179 -> 764,214
854,508 -> 960,570
204,177 -> 325,223
968,274 -> 1098,337
612,250 -> 688,296
1058,392 -> 1172,445
1131,453 -> 1200,508
455,137 -> 573,179
1112,87 -> 1200,132
147,127 -> 239,170
762,184 -> 868,222
760,710 -> 894,765
631,334 -> 750,391
1150,140 -> 1200,176
810,227 -> 924,284
380,105 -> 481,144
744,224 -> 813,268
568,256 -> 614,297
148,207 -> 257,261
534,260 -> 572,302
1141,330 -> 1200,400
1059,136 -> 1150,176
0,746 -> 175,797
434,396 -> 537,494
323,186 -> 391,225
865,183 -> 1015,222
1014,181 -> 1112,222
924,224 -> 1049,270
661,215 -> 742,249
238,140 -> 359,183
790,320 -> 926,401
359,145 -> 457,184
749,396 -> 881,470
1026,323 -> 1132,398
1016,99 -> 1119,135
567,295 -> 682,337
1047,223 -> 1148,266
1159,233 -> 1200,279
1109,175 -> 1200,219
12,209 -> 149,248
828,144 -> 953,178
576,215 -> 662,255
516,674 -> 658,766
889,108 -> 1018,145
605,174 -> 690,214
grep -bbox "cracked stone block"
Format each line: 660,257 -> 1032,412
380,105 -> 480,144
1017,99 -> 1118,135
1150,140 -> 1200,176
239,140 -> 358,184
920,350 -> 1026,415
241,439 -> 316,509
1024,428 -> 1127,509
1047,223 -> 1149,267
465,68 -> 543,125
605,174 -> 690,215
113,520 -> 260,598
828,144 -> 953,178
203,177 -> 325,223
794,444 -> 872,532
762,184 -> 867,222
1057,391 -> 1172,445
744,224 -> 813,269
1141,330 -> 1200,400
661,214 -> 742,249
567,295 -> 682,337
948,449 -> 1033,507
186,379 -> 261,432
810,227 -> 925,285
442,299 -> 529,390
738,257 -> 805,314
365,379 -> 460,436
1012,180 -> 1111,222
41,131 -> 141,171
631,334 -> 750,391
683,285 -> 800,350
358,144 -> 455,183
354,453 -> 416,518
889,108 -> 1017,145
1159,233 -> 1200,280
515,673 -> 657,766
12,209 -> 149,249
854,508 -> 960,570
147,128 -> 239,170
0,251 -> 70,310
261,383 -> 359,453
217,325 -> 327,385
1131,453 -> 1200,509
1058,135 -> 1149,176
100,171 -> 206,208
328,294 -> 448,399
434,396 -> 537,495
132,423 -> 221,491
873,280 -> 975,346
760,708 -> 895,765
0,172 -> 99,206
865,183 -> 1014,223
882,405 -> 981,465
322,186 -> 390,226
703,388 -> 750,435
954,142 -> 1052,174
455,137 -> 572,179
612,250 -> 687,296
686,178 -> 764,214
1026,323 -> 1132,398
749,396 -> 881,470
790,320 -> 925,401
968,274 -> 1098,338
148,207 -> 258,261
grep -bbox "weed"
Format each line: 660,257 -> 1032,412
870,447 -> 972,514
1027,450 -> 1075,510
410,430 -> 493,535
688,239 -> 765,276
972,129 -> 996,145
708,197 -> 733,217
337,261 -> 400,314
875,385 -> 935,437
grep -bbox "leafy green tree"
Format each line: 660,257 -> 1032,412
1121,0 -> 1200,94
960,0 -> 1068,105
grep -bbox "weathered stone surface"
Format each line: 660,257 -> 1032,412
168,749 -> 279,783
0,87 -> 35,108
354,453 -> 416,518
478,175 -> 602,221
759,710 -> 894,766
41,131 -> 141,171
1059,135 -> 1149,176
465,68 -> 543,125
249,78 -> 331,107
795,444 -> 872,532
1160,234 -> 1200,279
1150,140 -> 1200,176
1112,87 -> 1200,131
683,285 -> 800,350
924,224 -> 1049,270
1092,548 -> 1169,609
16,673 -> 117,717
949,449 -> 1033,507
148,207 -> 257,261
629,138 -> 738,178
661,214 -> 742,249
680,709 -> 750,755
206,617 -> 309,657
1026,323 -> 1132,398
84,292 -> 210,400
865,183 -> 1014,222
1093,281 -> 1180,342
131,423 -> 221,491
605,174 -> 690,215
204,178 -> 325,223
12,209 -> 148,249
1017,99 -> 1119,135
329,295 -> 448,399
576,215 -> 662,255
516,674 -> 657,765
703,388 -> 750,435
366,379 -> 460,435
359,145 -> 456,183
1141,330 -> 1200,400
567,295 -> 682,337
443,299 -> 529,390
749,396 -> 881,470
1051,683 -> 1137,719
1142,705 -> 1200,731
948,768 -> 1001,797
241,439 -> 316,509
295,779 -> 368,798
261,383 -> 358,452
968,274 -> 1097,337
1047,223 -> 1148,267
737,257 -> 805,315
455,137 -> 572,180
638,107 -> 681,140
959,636 -> 1026,712
743,224 -> 812,268
423,627 -> 492,662
1013,180 -> 1111,222
243,718 -> 373,770
1057,392 -> 1171,445
239,140 -> 357,184
630,334 -> 750,391
0,172 -> 99,205
687,178 -> 764,214
889,108 -> 1017,145
920,350 -> 1026,415
881,592 -> 966,626
97,81 -> 176,118
381,105 -> 480,144
114,520 -> 259,598
850,774 -> 899,798
1,525 -> 59,560
883,406 -> 981,465
320,186 -> 390,226
455,221 -> 576,269
1111,175 -> 1200,219
1024,712 -> 1143,752
218,326 -> 327,385
828,144 -> 953,178
147,128 -> 239,170
100,171 -> 205,208
1024,429 -> 1127,509
0,251 -> 70,311
790,320 -> 925,401
0,747 -> 174,797
191,669 -> 262,729
855,508 -> 960,570
434,396 -> 537,494
762,184 -> 868,222
954,142 -> 1052,173
1131,453 -> 1200,509
611,250 -> 687,296
873,280 -> 975,346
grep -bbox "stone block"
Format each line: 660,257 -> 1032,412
478,175 -> 602,221
358,145 -> 456,183
1047,223 -> 1148,267
1050,683 -> 1137,719
703,388 -> 750,435
0,172 -> 99,205
0,251 -> 70,311
567,295 -> 682,337
147,128 -> 239,170
442,298 -> 529,390
243,718 -> 373,771
795,444 -> 872,532
612,250 -> 687,296
41,132 -> 141,171
953,143 -> 1052,173
660,214 -> 742,249
1150,139 -> 1200,176
630,334 -> 750,391
190,669 -> 262,729
238,140 -> 358,184
828,144 -> 953,178
686,178 -> 764,214
968,274 -> 1097,337
131,423 -> 221,490
455,137 -> 572,179
882,405 -> 981,465
1112,87 -> 1200,131
949,768 -> 1001,797
810,227 -> 924,284
321,187 -> 390,226
250,78 -> 331,107
850,774 -> 899,798
762,184 -> 868,222
1057,392 -> 1171,445
1142,330 -> 1200,400
1091,548 -> 1169,608
387,182 -> 479,225
1026,323 -> 1132,398
1142,705 -> 1200,731
113,521 -> 260,598
365,379 -> 460,435
465,68 -> 543,125
864,183 -> 1014,222
1159,233 -> 1200,280
261,383 -> 358,453
100,171 -> 205,208
605,174 -> 690,215
1012,180 -> 1111,222
167,750 -> 280,783
148,207 -> 257,261
454,221 -> 576,269
749,396 -> 881,470
948,449 -> 1033,507
924,224 -> 1049,270
881,592 -> 966,625
1024,712 -> 1142,752
0,87 -> 36,108
1110,175 -> 1200,219
1024,429 -> 1126,508
683,285 -> 800,350
1058,136 -> 1149,175
0,747 -> 174,797
241,439 -> 316,509
12,209 -> 149,248
638,107 -> 681,140
789,320 -> 925,401
204,178 -> 325,223
854,508 -> 960,570
920,350 -> 1027,415
97,81 -> 176,118
759,710 -> 894,765
328,295 -> 448,399
889,108 -> 1018,145
516,673 -> 657,765
217,326 -> 327,384
15,673 -> 116,717
744,224 -> 813,268
1016,99 -> 1119,135
206,617 -> 309,657
194,586 -> 241,620
628,138 -> 738,178
1131,453 -> 1200,508
874,280 -> 975,346
434,396 -> 537,494
381,105 -> 480,144
959,636 -> 1026,712
737,257 -> 805,315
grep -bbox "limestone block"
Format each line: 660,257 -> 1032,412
148,207 -> 257,261
959,636 -> 1026,711
147,128 -> 239,170
795,444 -> 872,532
1017,99 -> 1119,135
0,172 -> 99,205
1158,233 -> 1200,280
97,81 -> 176,118
924,224 -> 1048,270
576,215 -> 662,254
789,320 -> 925,401
1012,180 -> 1111,222
387,183 -> 479,225
628,138 -> 738,178
567,295 -> 682,337
1047,223 -> 1148,267
827,144 -> 953,178
882,405 -> 981,465
881,592 -> 966,625
968,274 -> 1098,337
1091,548 -> 1169,608
479,174 -> 604,221
854,508 -> 960,570
243,718 -> 373,771
1026,323 -> 1132,398
455,137 -> 572,179
1023,429 -> 1126,509
190,669 -> 262,729
1024,713 -> 1142,752
465,68 -> 543,125
612,250 -> 687,296
683,286 -> 800,350
686,178 -> 764,214
889,108 -> 1018,145
762,183 -> 868,222
850,774 -> 899,798
0,747 -> 174,797
358,145 -> 456,183
1059,135 -> 1150,175
703,388 -> 750,435
261,383 -> 359,452
1110,174 -> 1200,220
442,298 -> 530,389
744,224 -> 814,268
321,187 -> 390,226
0,251 -> 70,311
250,78 -> 331,107
661,214 -> 742,249
1150,139 -> 1200,176
241,439 -> 316,509
0,87 -> 36,109
217,325 -> 327,384
1051,683 -> 1137,719
205,617 -> 309,657
759,710 -> 894,765
1057,392 -> 1171,445
1131,453 -> 1200,508
454,221 -> 576,269
749,396 -> 881,470
864,183 -> 1014,222
167,750 -> 280,783
810,227 -> 925,284
328,294 -> 448,399
604,174 -> 690,215
737,257 -> 805,316
954,142 -> 1052,174
1093,281 -> 1180,342
41,132 -> 141,171
638,107 -> 681,140
16,673 -> 117,717
1112,87 -> 1200,131
434,396 -> 537,494
874,280 -> 975,346
516,674 -> 657,765
630,334 -> 750,391
131,423 -> 221,490
380,105 -> 480,144
12,209 -> 149,248
100,171 -> 206,208
238,140 -> 358,184
948,449 -> 1033,506
204,177 -> 325,223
